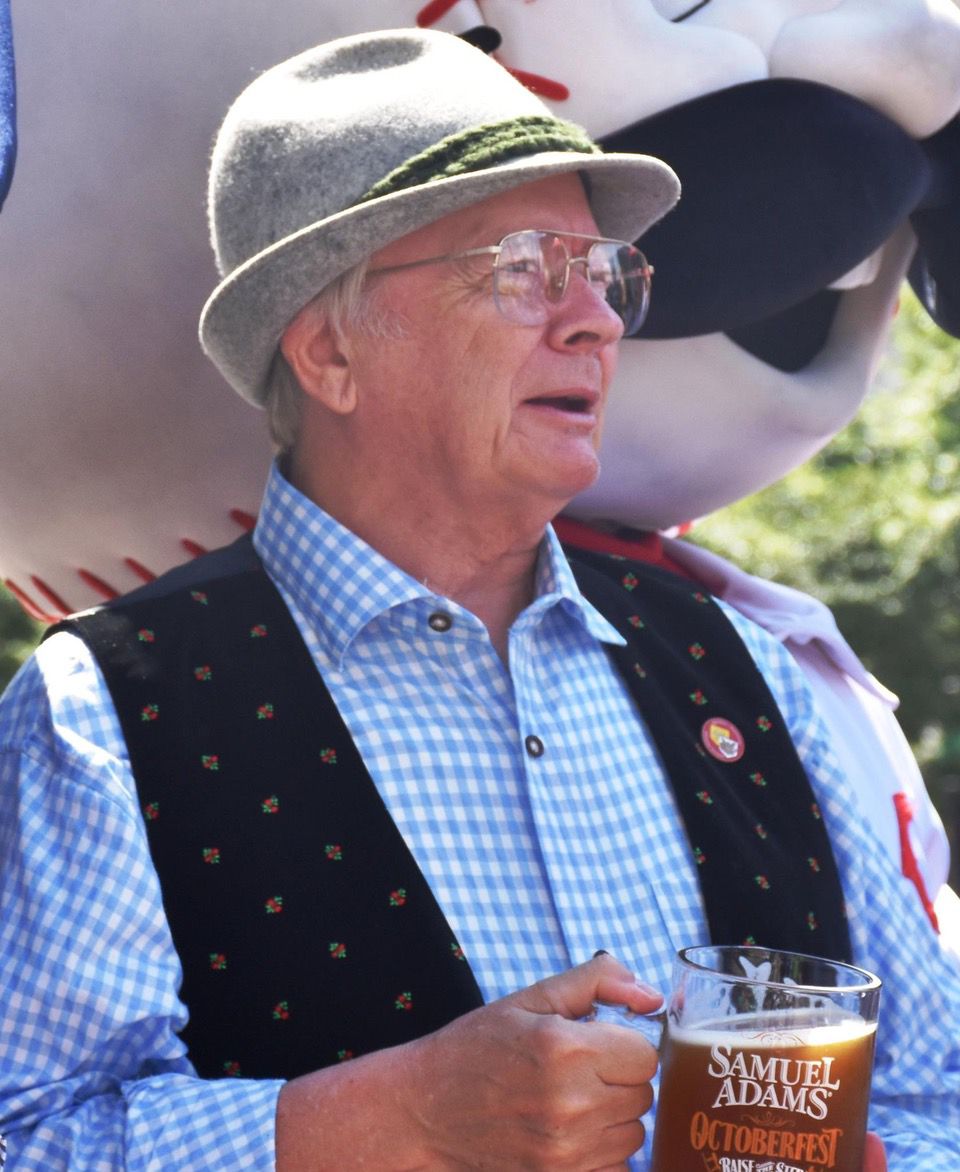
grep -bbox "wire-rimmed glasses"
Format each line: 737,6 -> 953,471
366,229 -> 653,336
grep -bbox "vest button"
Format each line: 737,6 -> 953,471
428,611 -> 453,632
524,734 -> 545,758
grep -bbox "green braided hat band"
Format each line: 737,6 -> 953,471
359,115 -> 600,204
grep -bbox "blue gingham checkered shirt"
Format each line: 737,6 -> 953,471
1,461 -> 959,1169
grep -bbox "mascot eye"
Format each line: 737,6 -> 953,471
670,0 -> 714,22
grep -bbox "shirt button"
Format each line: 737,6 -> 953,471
428,611 -> 453,632
524,734 -> 545,758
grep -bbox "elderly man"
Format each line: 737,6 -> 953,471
0,28 -> 957,1171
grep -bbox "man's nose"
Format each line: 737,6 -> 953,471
546,270 -> 625,352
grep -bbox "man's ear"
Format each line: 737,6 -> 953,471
280,304 -> 357,415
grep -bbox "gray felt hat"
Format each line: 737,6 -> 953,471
199,28 -> 681,406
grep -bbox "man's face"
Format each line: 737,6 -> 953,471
341,174 -> 625,527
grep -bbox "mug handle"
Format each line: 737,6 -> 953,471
589,1000 -> 666,1049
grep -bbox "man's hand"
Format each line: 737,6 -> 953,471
402,953 -> 662,1169
864,1132 -> 888,1171
276,953 -> 661,1170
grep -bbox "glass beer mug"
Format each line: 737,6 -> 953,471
649,945 -> 881,1172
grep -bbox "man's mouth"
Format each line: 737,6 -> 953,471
524,390 -> 598,415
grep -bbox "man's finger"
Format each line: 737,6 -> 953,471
586,1118 -> 648,1169
511,954 -> 664,1021
863,1132 -> 888,1171
588,1021 -> 660,1086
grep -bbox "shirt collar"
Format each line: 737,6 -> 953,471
253,461 -> 625,664
535,524 -> 627,647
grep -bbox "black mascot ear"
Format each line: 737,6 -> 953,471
601,79 -> 930,340
909,113 -> 960,338
0,0 -> 15,212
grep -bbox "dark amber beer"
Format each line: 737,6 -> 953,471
649,947 -> 881,1172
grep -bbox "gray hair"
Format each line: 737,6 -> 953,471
263,260 -> 406,452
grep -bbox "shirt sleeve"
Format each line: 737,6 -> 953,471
722,604 -> 960,1168
0,633 -> 283,1170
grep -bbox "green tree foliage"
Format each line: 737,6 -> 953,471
695,291 -> 960,872
0,586 -> 41,689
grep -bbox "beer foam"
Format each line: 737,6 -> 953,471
669,1009 -> 876,1049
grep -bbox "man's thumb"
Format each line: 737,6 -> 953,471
510,954 -> 663,1021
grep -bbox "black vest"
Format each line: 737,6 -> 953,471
58,536 -> 849,1080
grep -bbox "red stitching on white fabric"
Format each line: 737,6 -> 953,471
416,0 -> 461,27
893,791 -> 940,933
76,568 -> 119,601
124,558 -> 157,584
29,574 -> 72,616
503,66 -> 569,101
5,578 -> 58,623
230,509 -> 257,532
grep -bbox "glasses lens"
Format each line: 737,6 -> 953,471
587,241 -> 651,336
493,232 -> 651,334
492,231 -> 553,325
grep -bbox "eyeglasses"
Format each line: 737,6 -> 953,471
366,229 -> 653,336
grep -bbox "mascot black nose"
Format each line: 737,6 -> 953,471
910,113 -> 960,337
601,79 -> 930,340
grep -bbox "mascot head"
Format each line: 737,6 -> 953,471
481,0 -> 960,529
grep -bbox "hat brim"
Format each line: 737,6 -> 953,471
199,150 -> 680,405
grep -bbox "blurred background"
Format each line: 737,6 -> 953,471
696,290 -> 960,884
1,288 -> 958,882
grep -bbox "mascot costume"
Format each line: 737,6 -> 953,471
1,0 -> 959,940
0,0 -> 12,215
